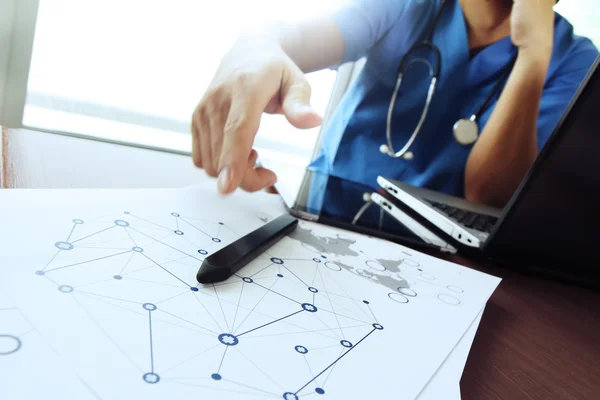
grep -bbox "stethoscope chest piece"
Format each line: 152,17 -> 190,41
453,116 -> 479,146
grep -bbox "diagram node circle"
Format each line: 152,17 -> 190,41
420,272 -> 436,281
143,372 -> 160,384
143,303 -> 157,312
211,373 -> 222,381
402,259 -> 420,268
171,212 -> 180,217
0,335 -> 22,355
218,222 -> 224,225
212,238 -> 222,243
447,285 -> 464,294
283,392 -> 298,400
55,241 -> 74,251
58,285 -> 74,294
72,219 -> 85,225
190,287 -> 199,292
312,258 -> 322,263
388,292 -> 409,304
132,247 -> 144,253
356,269 -> 374,278
373,323 -> 384,330
277,274 -> 284,278
315,388 -> 325,395
340,340 -> 353,348
324,262 -> 342,272
113,275 -> 123,280
198,249 -> 208,255
124,211 -> 130,214
363,300 -> 370,304
294,345 -> 308,354
271,257 -> 284,265
321,255 -> 327,259
308,287 -> 318,294
114,220 -> 130,227
218,333 -> 239,346
301,303 -> 318,313
397,288 -> 417,298
35,270 -> 45,276
437,294 -> 462,306
242,277 -> 254,284
174,230 -> 184,236
366,260 -> 386,272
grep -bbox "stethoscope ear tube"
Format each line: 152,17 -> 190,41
396,41 -> 442,79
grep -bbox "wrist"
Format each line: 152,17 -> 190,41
514,49 -> 551,85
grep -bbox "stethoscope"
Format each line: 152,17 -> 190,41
379,0 -> 517,160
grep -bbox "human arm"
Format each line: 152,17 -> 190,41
192,1 -> 410,195
191,17 -> 342,195
464,0 -> 557,208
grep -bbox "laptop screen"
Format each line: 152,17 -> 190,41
274,167 -> 448,252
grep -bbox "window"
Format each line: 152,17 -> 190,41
3,0 -> 600,168
16,0 -> 349,166
555,0 -> 600,48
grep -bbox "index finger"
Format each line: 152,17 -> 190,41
217,72 -> 281,194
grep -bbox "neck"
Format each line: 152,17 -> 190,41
459,0 -> 512,49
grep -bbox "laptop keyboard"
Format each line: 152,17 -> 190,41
425,200 -> 498,233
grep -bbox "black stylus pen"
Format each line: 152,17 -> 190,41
196,214 -> 299,284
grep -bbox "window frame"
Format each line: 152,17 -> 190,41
0,0 -> 355,160
0,0 -> 39,129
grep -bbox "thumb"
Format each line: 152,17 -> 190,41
281,74 -> 323,129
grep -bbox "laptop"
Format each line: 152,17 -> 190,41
269,166 -> 457,255
378,56 -> 600,287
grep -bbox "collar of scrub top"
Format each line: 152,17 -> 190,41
380,0 -> 518,161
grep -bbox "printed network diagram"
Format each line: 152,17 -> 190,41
26,210 -> 465,399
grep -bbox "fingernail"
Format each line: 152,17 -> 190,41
296,104 -> 315,114
218,167 -> 231,193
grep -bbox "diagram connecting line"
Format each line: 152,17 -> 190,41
237,309 -> 304,337
71,225 -> 116,244
316,265 -> 345,338
365,303 -> 379,323
126,212 -> 173,232
42,250 -> 61,272
148,310 -> 155,373
281,265 -> 309,287
65,223 -> 77,242
44,250 -> 133,273
249,262 -> 274,278
217,347 -> 228,374
140,252 -> 192,288
124,227 -> 138,247
128,227 -> 203,261
294,328 -> 378,396
177,217 -> 213,239
251,281 -> 302,306
212,284 -> 231,333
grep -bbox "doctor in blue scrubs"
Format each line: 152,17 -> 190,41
191,0 -> 598,208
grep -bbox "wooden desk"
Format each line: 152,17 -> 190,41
2,127 -> 599,399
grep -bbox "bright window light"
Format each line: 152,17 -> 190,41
24,0 -> 346,159
555,1 -> 600,47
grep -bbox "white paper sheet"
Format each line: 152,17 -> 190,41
0,186 -> 500,400
417,310 -> 483,400
0,277 -> 97,399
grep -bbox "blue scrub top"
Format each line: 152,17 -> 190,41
310,0 -> 598,198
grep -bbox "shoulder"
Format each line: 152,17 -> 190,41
331,0 -> 443,63
548,13 -> 598,84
